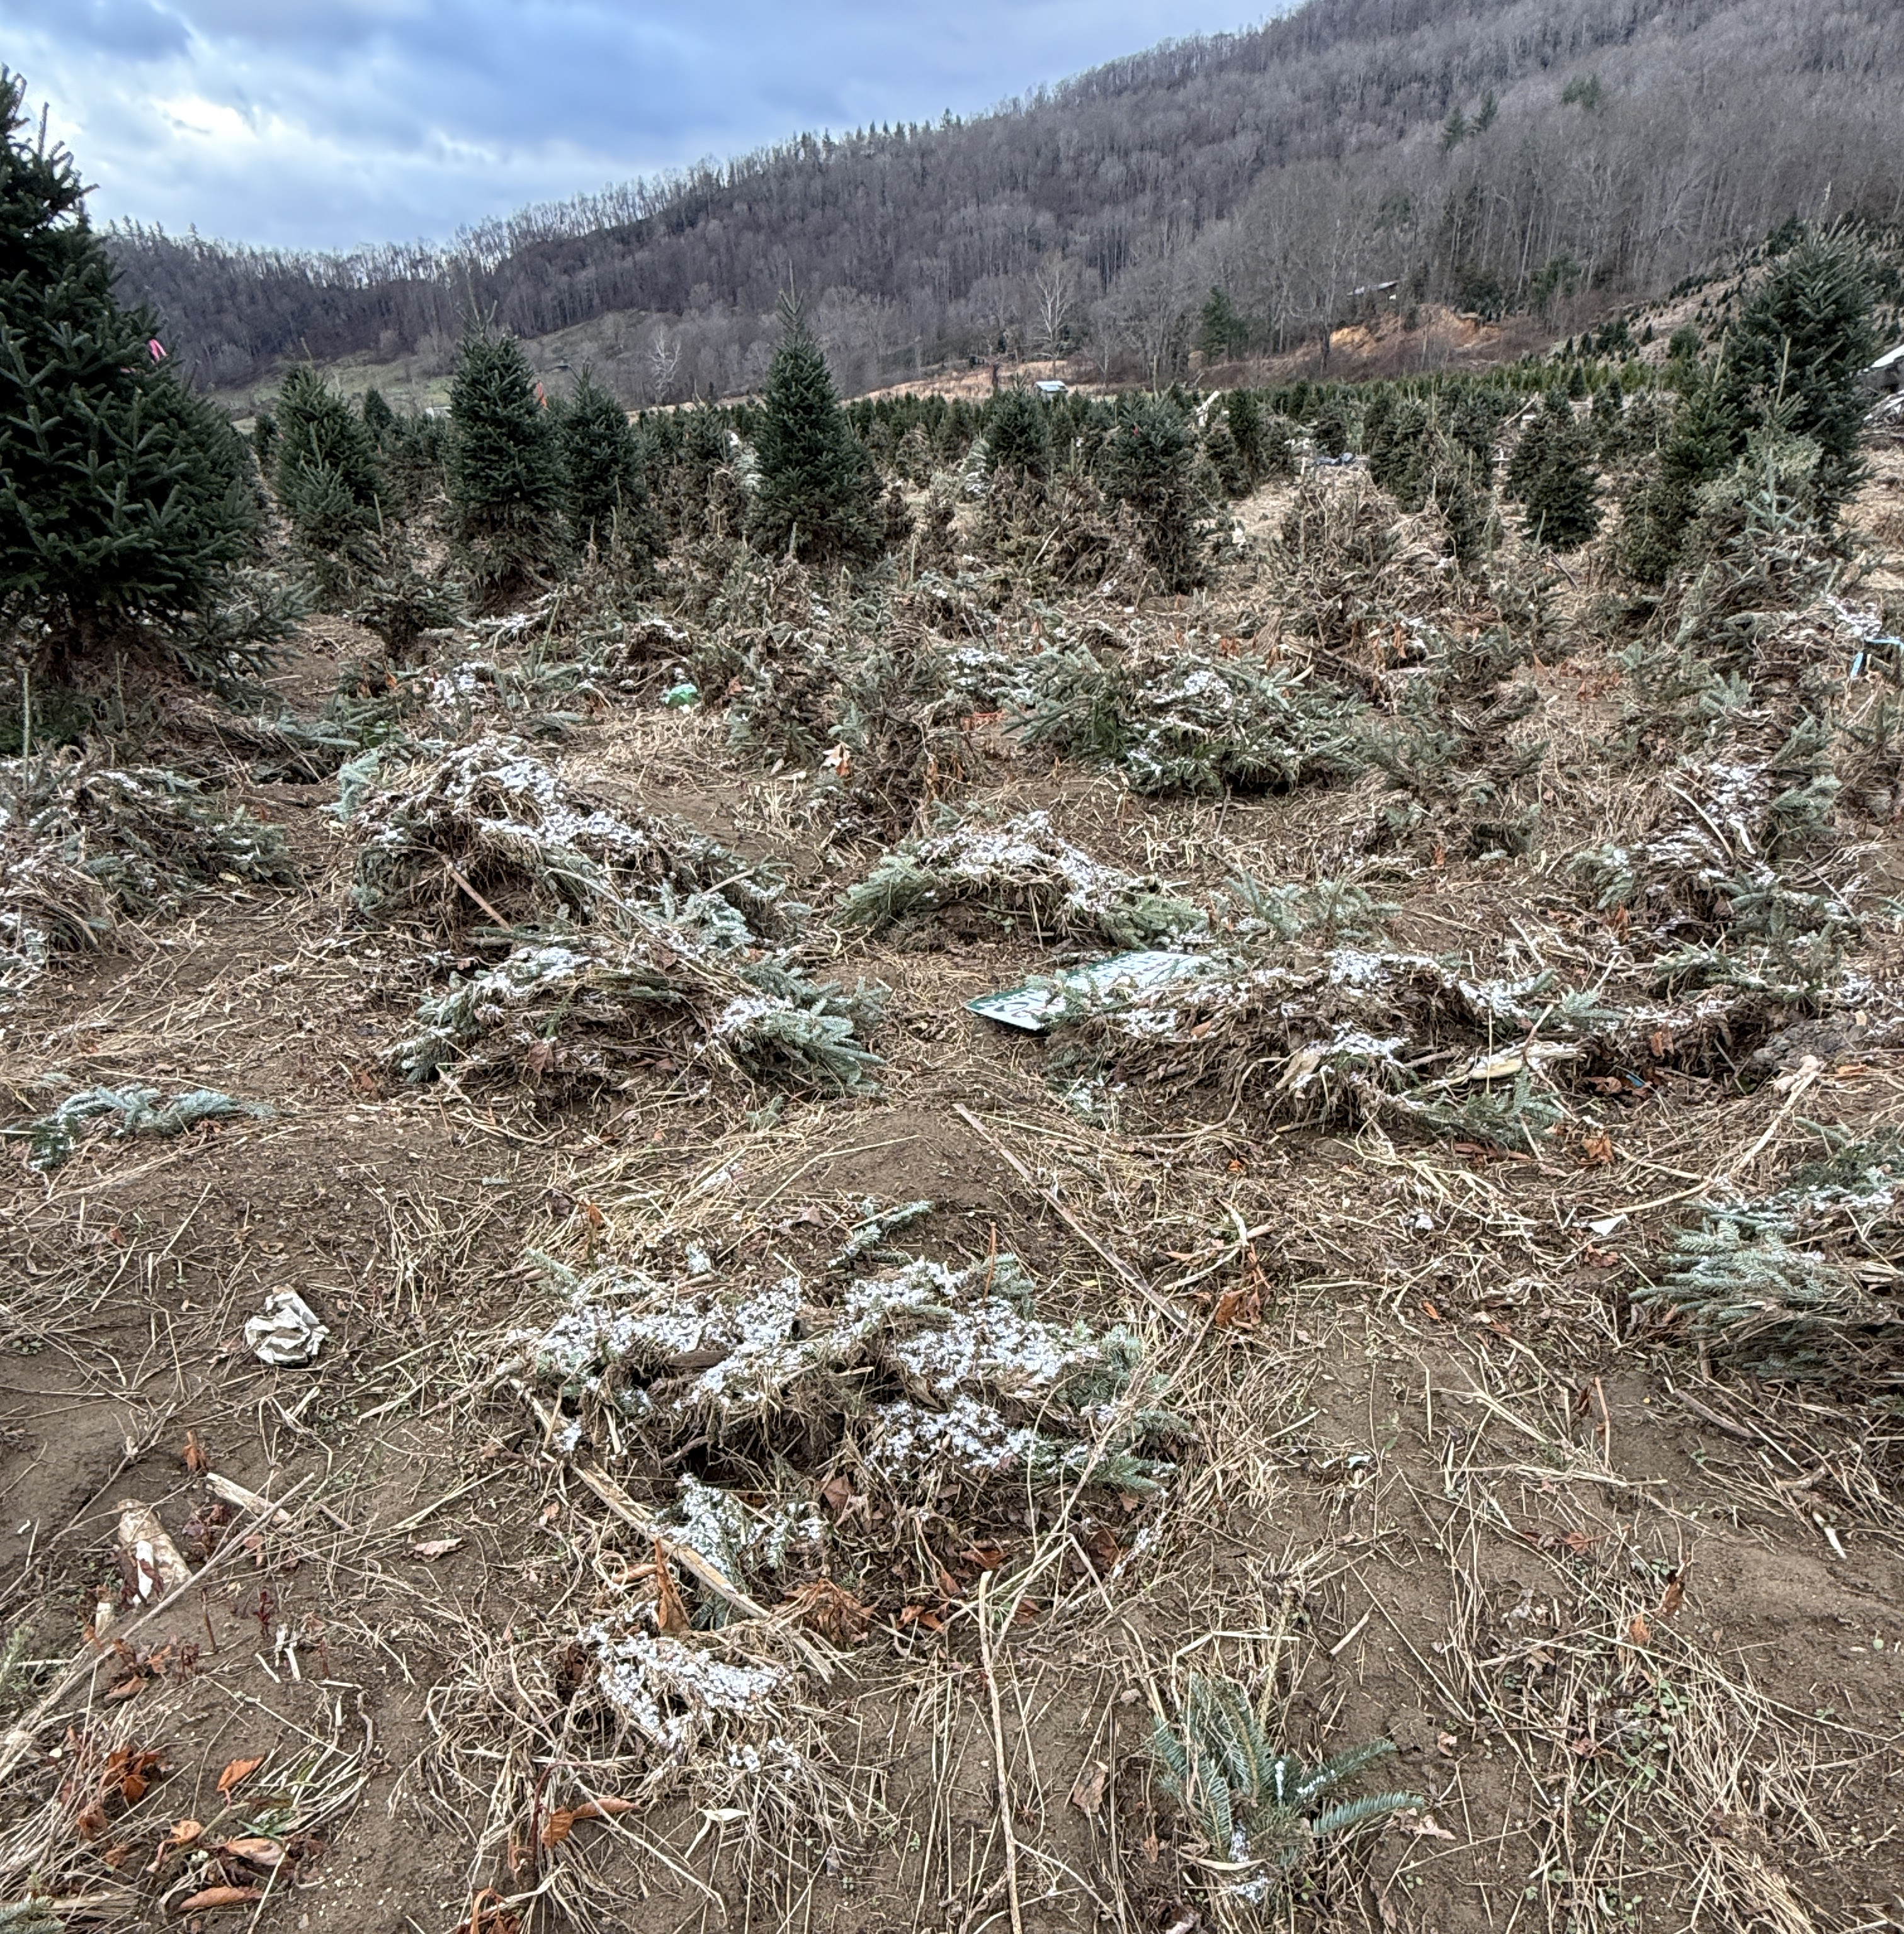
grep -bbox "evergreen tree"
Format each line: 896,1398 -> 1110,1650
1716,230 -> 1878,507
1360,388 -> 1398,477
1427,434 -> 1492,564
1504,393 -> 1565,500
1522,415 -> 1601,550
382,405 -> 449,507
1619,369 -> 1745,583
1310,393 -> 1354,458
1203,419 -> 1251,498
360,385 -> 394,442
748,295 -> 880,565
560,369 -> 652,553
661,402 -> 737,540
895,424 -> 933,486
353,529 -> 462,665
1255,410 -> 1298,481
1447,387 -> 1506,478
985,387 -> 1052,480
1592,376 -> 1626,460
1368,391 -> 1437,505
449,331 -> 565,606
1225,388 -> 1266,480
0,70 -> 258,679
273,365 -> 383,599
251,410 -> 278,468
1197,288 -> 1250,361
1098,393 -> 1204,592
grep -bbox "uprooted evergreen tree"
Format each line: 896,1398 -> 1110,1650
747,295 -> 880,567
0,69 -> 259,689
449,331 -> 565,608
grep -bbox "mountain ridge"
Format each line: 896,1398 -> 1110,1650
106,0 -> 1904,400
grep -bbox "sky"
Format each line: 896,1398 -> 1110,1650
4,0 -> 1272,254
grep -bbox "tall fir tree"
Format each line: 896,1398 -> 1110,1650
1592,376 -> 1626,460
1716,230 -> 1878,507
1098,393 -> 1204,592
984,387 -> 1052,480
1504,392 -> 1570,500
1224,388 -> 1267,480
0,69 -> 258,679
560,369 -> 655,558
1196,288 -> 1250,361
748,295 -> 879,565
1310,393 -> 1353,458
449,331 -> 565,606
1619,367 -> 1745,584
273,365 -> 383,601
1447,387 -> 1507,480
1522,415 -> 1601,551
360,386 -> 394,443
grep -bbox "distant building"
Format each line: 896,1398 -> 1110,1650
1863,342 -> 1904,395
1034,379 -> 1068,395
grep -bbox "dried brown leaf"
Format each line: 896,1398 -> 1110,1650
652,1539 -> 690,1636
1068,1760 -> 1109,1816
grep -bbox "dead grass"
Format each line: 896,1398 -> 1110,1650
1,433 -> 1902,1934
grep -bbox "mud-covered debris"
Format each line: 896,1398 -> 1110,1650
116,1500 -> 191,1602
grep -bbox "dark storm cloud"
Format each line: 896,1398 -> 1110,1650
4,0 -> 1272,247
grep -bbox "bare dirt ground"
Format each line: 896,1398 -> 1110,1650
3,440 -> 1903,1934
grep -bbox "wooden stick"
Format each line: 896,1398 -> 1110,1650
443,859 -> 510,929
569,1463 -> 835,1682
975,1571 -> 1025,1934
0,1475 -> 315,1786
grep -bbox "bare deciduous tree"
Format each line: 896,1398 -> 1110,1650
108,0 -> 1904,394
647,328 -> 682,404
1032,256 -> 1079,359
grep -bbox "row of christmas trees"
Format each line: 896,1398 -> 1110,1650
1,56 -> 1884,712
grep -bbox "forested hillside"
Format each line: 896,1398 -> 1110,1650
111,0 -> 1904,398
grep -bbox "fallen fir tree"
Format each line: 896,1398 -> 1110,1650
1017,634 -> 1366,796
339,733 -> 783,932
1634,1128 -> 1904,1401
842,809 -> 1204,947
390,896 -> 886,1099
1,753 -> 291,1005
506,1245 -> 1183,1607
1028,913 -> 1856,1151
6,1083 -> 271,1171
